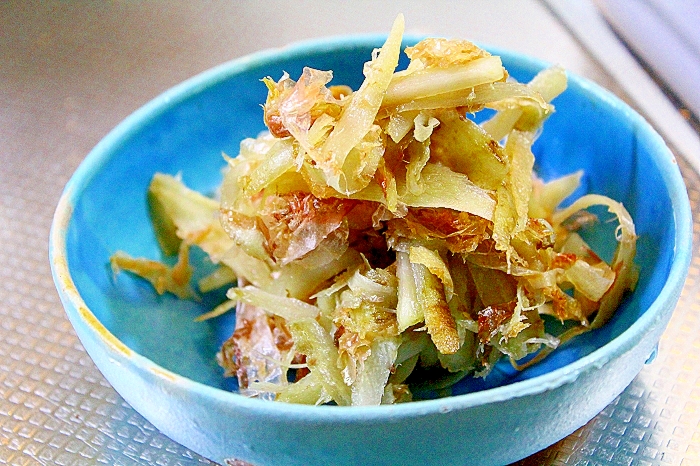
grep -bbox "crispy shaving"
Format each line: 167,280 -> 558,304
477,302 -> 516,344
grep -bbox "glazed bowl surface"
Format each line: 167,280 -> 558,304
50,35 -> 692,466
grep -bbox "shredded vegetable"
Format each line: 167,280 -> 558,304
111,15 -> 638,406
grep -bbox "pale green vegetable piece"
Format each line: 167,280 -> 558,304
429,109 -> 507,191
411,261 -> 460,355
243,138 -> 297,197
149,173 -> 233,261
482,65 -> 567,141
399,163 -> 496,220
276,370 -> 330,405
491,129 -> 535,261
198,265 -> 237,293
389,81 -> 546,115
228,285 -> 320,322
351,337 -> 400,406
383,56 -> 505,107
404,139 -> 431,196
564,259 -> 615,302
529,170 -> 583,220
319,14 -> 404,194
288,318 -> 352,406
408,245 -> 454,302
396,250 -> 423,332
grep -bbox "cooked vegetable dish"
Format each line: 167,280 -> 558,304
111,15 -> 638,405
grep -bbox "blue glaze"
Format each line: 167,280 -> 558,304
50,35 -> 692,466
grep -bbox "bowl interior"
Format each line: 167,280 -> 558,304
64,38 -> 680,396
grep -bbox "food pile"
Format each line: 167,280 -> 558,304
111,15 -> 637,405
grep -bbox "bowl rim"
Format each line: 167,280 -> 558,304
49,33 -> 693,422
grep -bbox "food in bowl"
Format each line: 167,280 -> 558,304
51,13 -> 691,464
109,15 -> 638,407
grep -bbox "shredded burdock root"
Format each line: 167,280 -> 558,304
111,14 -> 638,406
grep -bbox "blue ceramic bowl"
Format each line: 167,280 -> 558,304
50,35 -> 692,466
